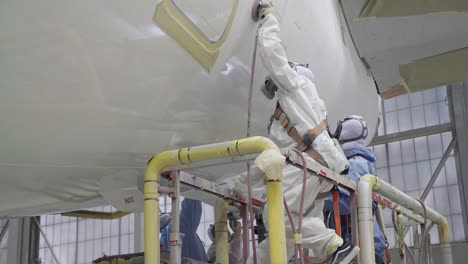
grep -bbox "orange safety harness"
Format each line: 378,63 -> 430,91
270,103 -> 330,167
303,187 -> 343,264
385,245 -> 393,264
331,186 -> 342,237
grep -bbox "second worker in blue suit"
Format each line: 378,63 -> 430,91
324,115 -> 386,264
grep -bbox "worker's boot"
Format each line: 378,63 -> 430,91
329,240 -> 360,264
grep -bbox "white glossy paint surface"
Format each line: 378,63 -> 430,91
0,0 -> 378,216
342,0 -> 468,92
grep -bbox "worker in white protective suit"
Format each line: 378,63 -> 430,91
206,219 -> 243,264
227,4 -> 360,264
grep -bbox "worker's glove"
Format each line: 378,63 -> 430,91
258,2 -> 277,20
230,220 -> 243,240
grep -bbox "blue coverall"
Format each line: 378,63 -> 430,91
324,147 -> 386,264
160,198 -> 208,262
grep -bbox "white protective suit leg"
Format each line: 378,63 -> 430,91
207,240 -> 242,264
248,165 -> 342,263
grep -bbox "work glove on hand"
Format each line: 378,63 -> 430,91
230,220 -> 243,240
258,2 -> 277,20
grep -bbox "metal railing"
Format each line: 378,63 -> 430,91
138,138 -> 452,264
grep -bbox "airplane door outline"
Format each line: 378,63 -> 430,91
153,0 -> 239,72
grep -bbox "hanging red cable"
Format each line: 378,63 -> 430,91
332,187 -> 342,236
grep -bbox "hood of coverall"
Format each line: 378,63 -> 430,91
339,117 -> 376,162
339,117 -> 369,152
296,65 -> 315,82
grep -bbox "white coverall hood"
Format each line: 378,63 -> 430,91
296,65 -> 315,83
339,116 -> 368,150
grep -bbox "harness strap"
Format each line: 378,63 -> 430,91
386,244 -> 393,264
332,186 -> 342,237
271,103 -> 329,167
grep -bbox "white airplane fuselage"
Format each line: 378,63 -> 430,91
0,0 -> 378,217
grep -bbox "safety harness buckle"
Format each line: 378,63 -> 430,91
302,134 -> 313,147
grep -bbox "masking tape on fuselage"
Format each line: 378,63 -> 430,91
153,0 -> 239,72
